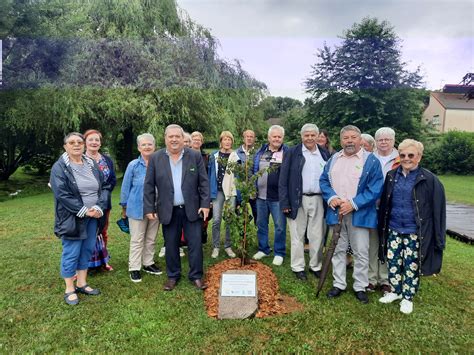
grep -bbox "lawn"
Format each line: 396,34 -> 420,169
0,175 -> 473,352
439,175 -> 474,205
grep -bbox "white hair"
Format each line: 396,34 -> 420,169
361,133 -> 376,149
164,124 -> 184,137
137,133 -> 155,146
268,125 -> 285,137
375,127 -> 395,140
300,123 -> 319,135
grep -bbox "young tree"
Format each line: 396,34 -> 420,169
305,17 -> 425,138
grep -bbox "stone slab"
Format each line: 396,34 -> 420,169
218,270 -> 258,320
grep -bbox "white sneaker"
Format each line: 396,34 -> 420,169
158,247 -> 166,258
379,292 -> 402,304
252,251 -> 269,260
211,248 -> 219,259
179,247 -> 185,257
400,299 -> 413,314
272,256 -> 284,266
225,247 -> 236,258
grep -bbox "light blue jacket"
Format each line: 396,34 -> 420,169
120,155 -> 148,220
320,150 -> 383,228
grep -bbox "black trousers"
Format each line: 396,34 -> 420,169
162,206 -> 203,280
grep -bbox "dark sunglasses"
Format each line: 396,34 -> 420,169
400,153 -> 416,159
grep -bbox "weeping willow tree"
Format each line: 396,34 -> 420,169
1,0 -> 267,178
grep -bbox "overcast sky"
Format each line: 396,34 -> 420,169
178,0 -> 474,100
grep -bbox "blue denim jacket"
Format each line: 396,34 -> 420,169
120,155 -> 148,220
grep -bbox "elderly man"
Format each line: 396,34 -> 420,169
320,125 -> 383,303
279,124 -> 331,280
252,125 -> 288,266
144,124 -> 210,291
236,129 -> 258,223
367,127 -> 400,294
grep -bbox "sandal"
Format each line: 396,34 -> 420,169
76,284 -> 100,296
64,291 -> 79,305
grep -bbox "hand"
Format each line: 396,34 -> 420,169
198,208 -> 210,220
146,213 -> 158,220
339,199 -> 354,215
283,208 -> 291,214
329,197 -> 342,210
121,207 -> 127,219
86,208 -> 101,218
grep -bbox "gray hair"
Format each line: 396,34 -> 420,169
340,125 -> 361,137
164,124 -> 184,137
398,139 -> 424,155
268,125 -> 285,137
300,123 -> 319,135
375,127 -> 396,140
63,132 -> 84,144
137,133 -> 155,146
361,133 -> 376,150
184,132 -> 192,141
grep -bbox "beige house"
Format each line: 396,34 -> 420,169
423,88 -> 474,133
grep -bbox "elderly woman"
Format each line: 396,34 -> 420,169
378,139 -> 446,314
50,132 -> 111,305
361,133 -> 376,152
84,129 -> 116,271
120,133 -> 162,283
208,131 -> 238,259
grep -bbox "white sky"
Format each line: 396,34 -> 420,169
178,0 -> 474,100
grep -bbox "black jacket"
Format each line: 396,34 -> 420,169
143,148 -> 210,225
279,143 -> 331,220
50,153 -> 111,240
378,167 -> 446,276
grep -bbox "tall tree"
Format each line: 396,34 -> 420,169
305,17 -> 425,139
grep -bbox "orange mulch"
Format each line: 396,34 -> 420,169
204,258 -> 304,318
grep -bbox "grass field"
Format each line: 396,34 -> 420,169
1,185 -> 473,352
439,175 -> 474,205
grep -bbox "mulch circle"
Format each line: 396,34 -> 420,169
204,258 -> 304,318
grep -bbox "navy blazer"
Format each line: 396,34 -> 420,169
143,148 -> 210,225
279,143 -> 330,220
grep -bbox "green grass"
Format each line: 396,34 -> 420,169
439,175 -> 474,205
0,187 -> 473,352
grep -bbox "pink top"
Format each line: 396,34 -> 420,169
330,148 -> 364,200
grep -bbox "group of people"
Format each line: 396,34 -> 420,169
51,123 -> 446,314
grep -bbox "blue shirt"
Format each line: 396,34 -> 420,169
167,150 -> 185,206
389,167 -> 419,234
120,156 -> 148,220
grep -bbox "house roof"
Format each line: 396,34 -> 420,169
431,92 -> 474,110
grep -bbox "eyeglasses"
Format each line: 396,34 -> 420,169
377,138 -> 393,142
400,153 -> 416,159
67,141 -> 84,146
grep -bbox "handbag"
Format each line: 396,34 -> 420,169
116,217 -> 130,234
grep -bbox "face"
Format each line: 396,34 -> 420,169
301,130 -> 318,151
340,130 -> 362,156
399,146 -> 422,172
268,129 -> 283,150
138,139 -> 155,158
220,136 -> 233,151
165,128 -> 184,153
243,131 -> 256,148
191,136 -> 203,150
64,135 -> 85,158
85,133 -> 101,153
361,139 -> 374,152
376,135 -> 395,154
183,136 -> 191,148
316,133 -> 328,146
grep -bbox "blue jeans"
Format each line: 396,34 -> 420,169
61,218 -> 97,278
256,198 -> 287,257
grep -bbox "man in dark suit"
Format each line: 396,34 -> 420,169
144,124 -> 210,291
279,123 -> 331,281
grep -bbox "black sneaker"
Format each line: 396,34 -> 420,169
130,270 -> 142,283
143,264 -> 163,275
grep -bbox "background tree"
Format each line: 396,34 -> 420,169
304,17 -> 427,140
